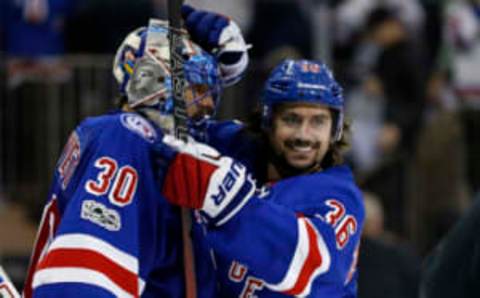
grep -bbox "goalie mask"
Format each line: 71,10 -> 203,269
113,19 -> 221,120
261,59 -> 344,142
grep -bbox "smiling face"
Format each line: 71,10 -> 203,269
269,102 -> 333,172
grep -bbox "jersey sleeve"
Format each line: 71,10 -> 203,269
204,121 -> 263,175
204,120 -> 243,150
27,115 -> 163,298
204,171 -> 365,297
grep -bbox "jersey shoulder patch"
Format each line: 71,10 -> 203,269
120,113 -> 158,143
57,131 -> 82,190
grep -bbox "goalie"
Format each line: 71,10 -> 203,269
22,12 -> 248,298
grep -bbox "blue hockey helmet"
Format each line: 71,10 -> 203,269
261,59 -> 344,142
113,19 -> 221,115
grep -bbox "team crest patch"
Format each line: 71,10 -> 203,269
121,113 -> 157,142
81,200 -> 121,231
58,132 -> 81,190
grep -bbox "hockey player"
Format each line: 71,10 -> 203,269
23,13 -> 249,298
160,59 -> 365,297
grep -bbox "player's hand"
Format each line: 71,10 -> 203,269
181,4 -> 247,53
160,135 -> 256,226
181,5 -> 250,86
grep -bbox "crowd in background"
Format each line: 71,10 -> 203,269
1,0 -> 480,296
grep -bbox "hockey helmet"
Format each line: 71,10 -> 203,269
262,59 -> 344,141
113,19 -> 221,115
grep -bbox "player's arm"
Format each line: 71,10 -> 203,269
181,5 -> 250,86
26,123 -> 152,298
206,193 -> 363,297
160,136 -> 364,296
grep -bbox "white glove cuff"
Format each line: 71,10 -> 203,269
202,159 -> 256,226
220,51 -> 249,86
218,20 -> 250,53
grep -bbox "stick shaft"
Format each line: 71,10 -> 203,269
168,1 -> 197,298
168,0 -> 189,141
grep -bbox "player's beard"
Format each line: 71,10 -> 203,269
269,138 -> 322,178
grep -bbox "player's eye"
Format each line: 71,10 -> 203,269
310,114 -> 332,129
281,114 -> 302,126
311,116 -> 325,126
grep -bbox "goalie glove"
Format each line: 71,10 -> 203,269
160,135 -> 256,226
181,4 -> 250,86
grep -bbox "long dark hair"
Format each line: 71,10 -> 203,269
243,106 -> 351,175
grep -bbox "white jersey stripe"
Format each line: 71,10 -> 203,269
266,217 -> 331,297
33,267 -> 134,298
48,233 -> 138,273
297,218 -> 331,297
267,217 -> 310,292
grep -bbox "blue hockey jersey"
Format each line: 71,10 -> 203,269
192,120 -> 365,297
23,110 -> 215,298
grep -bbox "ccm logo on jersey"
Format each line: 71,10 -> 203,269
324,199 -> 358,249
121,113 -> 157,143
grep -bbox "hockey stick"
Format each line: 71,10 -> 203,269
168,0 -> 189,142
0,266 -> 20,298
168,1 -> 197,297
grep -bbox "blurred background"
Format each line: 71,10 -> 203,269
1,0 -> 479,296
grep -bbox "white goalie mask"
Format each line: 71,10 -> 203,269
113,19 -> 222,115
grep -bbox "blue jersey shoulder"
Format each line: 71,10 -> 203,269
78,111 -> 162,145
271,165 -> 364,215
205,120 -> 267,177
206,120 -> 244,152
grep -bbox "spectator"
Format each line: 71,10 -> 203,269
364,6 -> 427,153
358,192 -> 421,298
442,0 -> 480,194
5,0 -> 73,57
332,0 -> 426,85
0,0 -> 5,53
335,0 -> 425,45
408,69 -> 471,255
420,193 -> 480,298
346,75 -> 388,176
4,0 -> 74,86
239,0 -> 313,118
350,6 -> 428,237
186,0 -> 253,32
65,0 -> 153,54
248,0 -> 312,62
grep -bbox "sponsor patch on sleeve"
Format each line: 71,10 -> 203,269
120,113 -> 157,143
81,200 -> 122,231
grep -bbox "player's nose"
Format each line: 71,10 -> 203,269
297,121 -> 313,138
199,95 -> 215,110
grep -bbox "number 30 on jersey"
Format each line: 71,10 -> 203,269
85,156 -> 138,206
